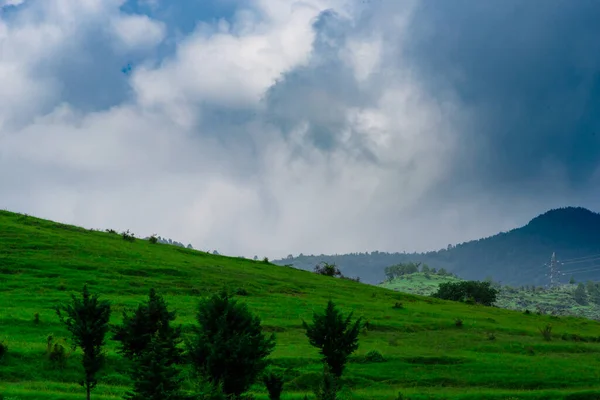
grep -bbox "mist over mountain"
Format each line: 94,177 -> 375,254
274,207 -> 600,286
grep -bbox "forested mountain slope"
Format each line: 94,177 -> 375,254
274,207 -> 600,286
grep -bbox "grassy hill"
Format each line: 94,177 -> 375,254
275,207 -> 600,286
2,211 -> 600,399
380,273 -> 600,321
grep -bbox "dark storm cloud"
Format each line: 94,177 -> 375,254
263,9 -> 377,157
405,0 -> 600,193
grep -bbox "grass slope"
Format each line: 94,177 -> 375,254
2,211 -> 600,400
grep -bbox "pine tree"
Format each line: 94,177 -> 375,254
55,284 -> 111,400
302,300 -> 362,377
188,290 -> 276,398
112,288 -> 182,364
124,330 -> 185,400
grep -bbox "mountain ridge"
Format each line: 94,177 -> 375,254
274,206 -> 600,286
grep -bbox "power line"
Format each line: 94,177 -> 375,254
560,253 -> 600,264
562,263 -> 600,275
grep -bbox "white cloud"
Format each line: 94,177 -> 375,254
3,0 -> 585,260
110,13 -> 166,50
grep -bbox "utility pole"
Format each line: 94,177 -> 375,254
547,252 -> 561,288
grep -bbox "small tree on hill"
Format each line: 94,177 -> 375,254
112,288 -> 182,364
314,262 -> 342,277
55,285 -> 111,400
188,290 -> 276,398
302,300 -> 362,377
124,330 -> 185,400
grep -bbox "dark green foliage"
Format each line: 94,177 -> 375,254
539,324 -> 553,341
33,312 -> 40,325
487,332 -> 496,341
262,370 -> 284,400
384,262 -> 420,281
46,335 -> 69,369
124,332 -> 185,400
0,340 -> 7,361
235,287 -> 249,296
188,290 -> 276,398
122,229 -> 135,242
314,262 -> 341,277
55,284 -> 111,400
573,283 -> 588,305
454,318 -> 463,328
149,235 -> 159,244
392,302 -> 404,309
112,288 -> 183,364
313,367 -> 340,400
363,350 -> 385,363
302,300 -> 362,377
432,280 -> 498,306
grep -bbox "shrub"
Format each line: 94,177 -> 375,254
263,371 -> 285,400
124,332 -> 184,400
303,300 -> 362,377
487,332 -> 496,341
0,340 -> 7,361
149,235 -> 158,244
313,367 -> 340,400
105,229 -> 117,234
455,318 -> 463,328
33,312 -> 40,325
392,302 -> 404,309
432,281 -> 498,306
122,229 -> 136,242
523,309 -> 531,315
46,335 -> 70,369
263,257 -> 270,263
314,262 -> 342,277
363,350 -> 386,363
188,290 -> 276,398
539,324 -> 552,341
112,288 -> 182,364
235,287 -> 249,296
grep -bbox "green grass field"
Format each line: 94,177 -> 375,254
2,210 -> 600,400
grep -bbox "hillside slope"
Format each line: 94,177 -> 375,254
275,207 -> 600,285
2,210 -> 600,399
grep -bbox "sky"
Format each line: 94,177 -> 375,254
1,0 -> 600,259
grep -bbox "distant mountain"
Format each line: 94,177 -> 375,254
273,207 -> 600,286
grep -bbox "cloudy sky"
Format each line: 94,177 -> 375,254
1,0 -> 600,258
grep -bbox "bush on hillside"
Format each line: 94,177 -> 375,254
122,229 -> 136,242
0,340 -> 7,361
432,281 -> 498,306
314,262 -> 342,278
149,235 -> 158,244
112,288 -> 182,364
302,300 -> 362,377
262,370 -> 285,400
188,290 -> 276,398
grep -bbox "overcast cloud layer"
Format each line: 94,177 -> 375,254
2,0 -> 600,258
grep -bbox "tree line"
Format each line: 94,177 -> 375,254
384,262 -> 456,281
25,285 -> 363,400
